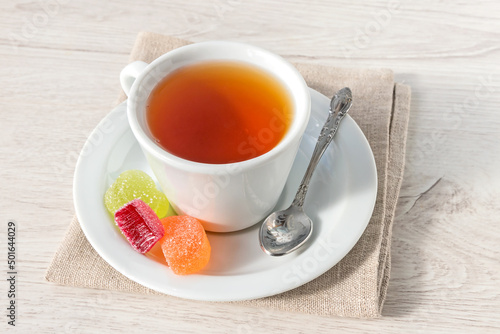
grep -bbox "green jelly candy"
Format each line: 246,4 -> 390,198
104,170 -> 169,218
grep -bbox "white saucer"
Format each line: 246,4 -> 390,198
73,88 -> 377,302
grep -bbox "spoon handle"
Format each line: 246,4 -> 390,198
291,87 -> 352,208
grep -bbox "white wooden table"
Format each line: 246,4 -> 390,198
1,1 -> 499,332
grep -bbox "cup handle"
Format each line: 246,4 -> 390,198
120,61 -> 149,96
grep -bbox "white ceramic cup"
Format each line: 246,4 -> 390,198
120,41 -> 310,232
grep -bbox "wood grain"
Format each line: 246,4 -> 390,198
1,0 -> 499,332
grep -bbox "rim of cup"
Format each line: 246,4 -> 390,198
127,41 -> 311,174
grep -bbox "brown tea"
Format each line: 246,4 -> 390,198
145,61 -> 293,164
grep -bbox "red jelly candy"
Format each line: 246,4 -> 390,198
114,199 -> 165,253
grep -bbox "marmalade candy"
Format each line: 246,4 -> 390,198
104,170 -> 169,218
114,199 -> 165,253
160,216 -> 211,275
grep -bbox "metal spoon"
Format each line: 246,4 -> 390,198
259,87 -> 353,256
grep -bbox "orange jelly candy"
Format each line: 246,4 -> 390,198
160,216 -> 211,275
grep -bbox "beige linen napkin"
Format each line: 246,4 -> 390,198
46,32 -> 411,318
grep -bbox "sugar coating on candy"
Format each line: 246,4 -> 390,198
114,199 -> 165,253
104,170 -> 169,218
160,216 -> 211,275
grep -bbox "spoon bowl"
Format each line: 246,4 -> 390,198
260,205 -> 312,256
259,87 -> 353,256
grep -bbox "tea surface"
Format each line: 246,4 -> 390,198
146,61 -> 292,164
